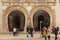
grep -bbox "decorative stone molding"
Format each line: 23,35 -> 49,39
2,0 -> 56,6
2,5 -> 28,33
2,5 -> 56,33
30,5 -> 56,28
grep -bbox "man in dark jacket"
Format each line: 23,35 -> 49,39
54,28 -> 59,40
26,27 -> 30,37
30,28 -> 33,37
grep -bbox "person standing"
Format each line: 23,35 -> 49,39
13,27 -> 17,36
42,27 -> 47,40
57,27 -> 59,33
47,27 -> 51,40
54,27 -> 59,40
26,27 -> 29,37
30,27 -> 33,37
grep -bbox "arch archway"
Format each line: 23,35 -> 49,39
8,10 -> 25,32
30,6 -> 56,30
33,10 -> 50,31
2,5 -> 28,32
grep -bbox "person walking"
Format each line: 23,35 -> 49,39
42,26 -> 47,40
47,27 -> 51,40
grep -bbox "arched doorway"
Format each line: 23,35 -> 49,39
8,10 -> 25,32
33,10 -> 50,31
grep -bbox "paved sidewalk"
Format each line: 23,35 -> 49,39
0,33 -> 60,40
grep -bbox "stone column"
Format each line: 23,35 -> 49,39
24,15 -> 27,32
55,0 -> 60,27
0,0 -> 4,33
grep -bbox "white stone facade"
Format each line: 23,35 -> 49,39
0,0 -> 60,33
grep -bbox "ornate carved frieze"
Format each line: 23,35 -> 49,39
2,0 -> 56,6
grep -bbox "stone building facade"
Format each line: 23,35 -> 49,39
0,0 -> 60,33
